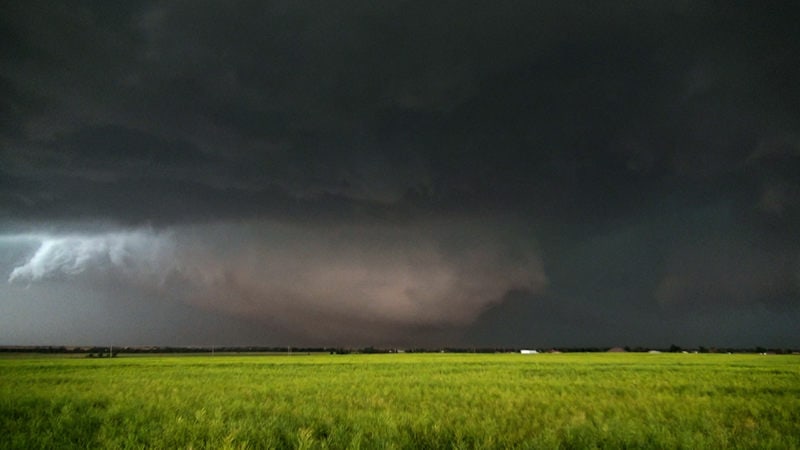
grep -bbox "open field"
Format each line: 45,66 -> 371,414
1,353 -> 798,449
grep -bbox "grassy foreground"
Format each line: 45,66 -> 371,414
1,353 -> 798,449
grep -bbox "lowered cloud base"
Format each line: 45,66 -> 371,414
6,218 -> 547,343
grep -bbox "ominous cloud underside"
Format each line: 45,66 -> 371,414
1,1 -> 799,347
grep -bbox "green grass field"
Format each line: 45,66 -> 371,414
1,353 -> 798,449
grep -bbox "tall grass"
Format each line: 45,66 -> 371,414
1,353 -> 798,448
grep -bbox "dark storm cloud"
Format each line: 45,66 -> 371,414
1,1 -> 800,346
3,1 -> 799,218
467,201 -> 800,348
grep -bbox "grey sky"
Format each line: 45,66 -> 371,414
1,1 -> 799,347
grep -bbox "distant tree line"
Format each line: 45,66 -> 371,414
0,345 -> 798,355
